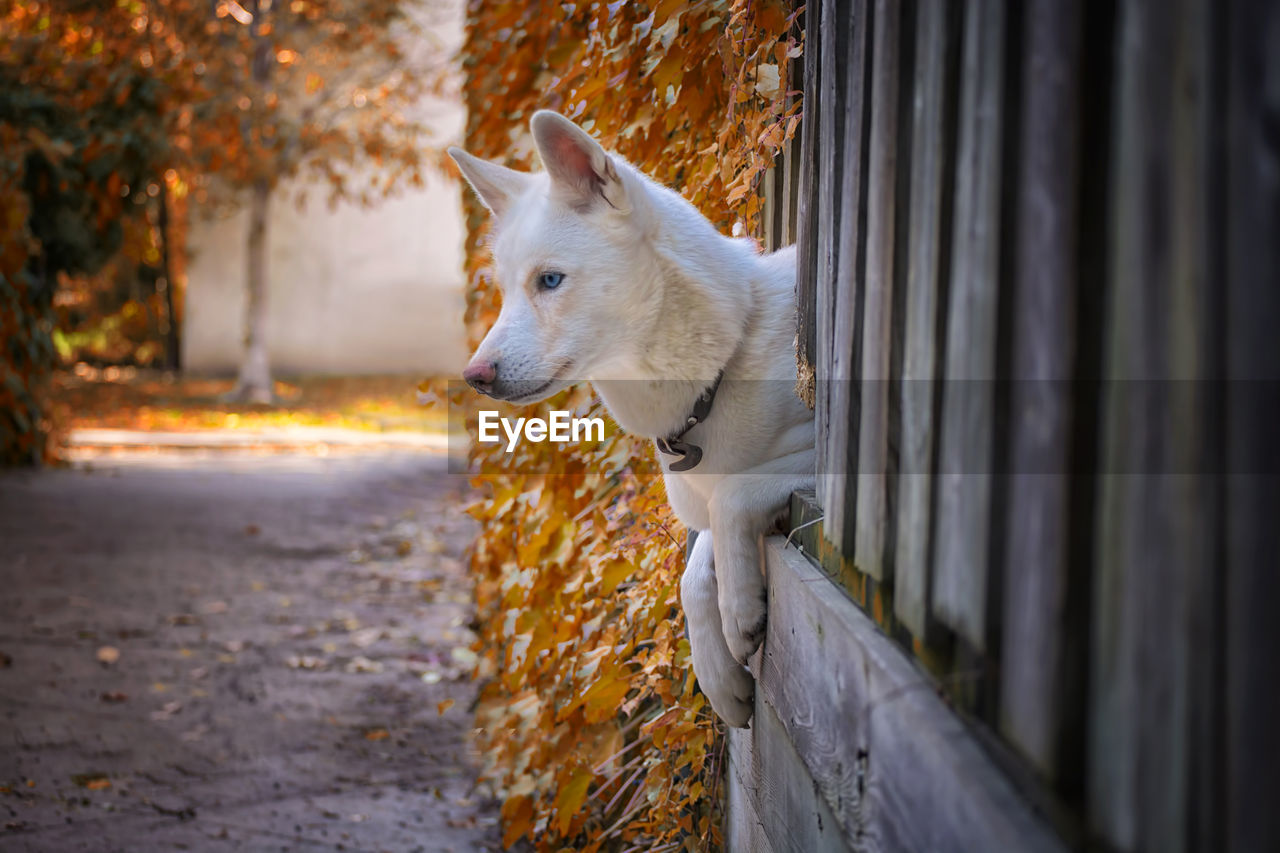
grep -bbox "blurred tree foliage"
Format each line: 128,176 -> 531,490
0,1 -> 187,463
0,0 -> 449,462
459,0 -> 802,849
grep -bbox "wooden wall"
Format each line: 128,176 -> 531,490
739,0 -> 1279,849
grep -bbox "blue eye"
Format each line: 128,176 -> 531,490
537,271 -> 565,291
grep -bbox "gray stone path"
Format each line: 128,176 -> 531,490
0,450 -> 499,852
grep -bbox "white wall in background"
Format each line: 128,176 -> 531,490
182,4 -> 467,378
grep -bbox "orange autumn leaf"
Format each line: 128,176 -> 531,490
554,766 -> 593,836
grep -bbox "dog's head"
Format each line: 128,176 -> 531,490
449,112 -> 660,403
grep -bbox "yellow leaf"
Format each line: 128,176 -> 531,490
580,671 -> 632,723
554,766 -> 593,836
651,52 -> 684,94
599,558 -> 633,594
501,793 -> 533,848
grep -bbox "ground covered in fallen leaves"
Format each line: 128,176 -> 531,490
0,449 -> 499,852
50,367 -> 449,437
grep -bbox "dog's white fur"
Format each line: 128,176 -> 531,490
449,111 -> 815,727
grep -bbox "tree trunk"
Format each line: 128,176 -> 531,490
231,0 -> 274,404
233,178 -> 273,403
157,183 -> 180,372
230,0 -> 275,402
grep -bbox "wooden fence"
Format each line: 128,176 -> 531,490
730,0 -> 1279,850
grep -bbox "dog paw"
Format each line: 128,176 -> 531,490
722,592 -> 768,664
701,662 -> 755,728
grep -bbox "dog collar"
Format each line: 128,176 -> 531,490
655,372 -> 723,472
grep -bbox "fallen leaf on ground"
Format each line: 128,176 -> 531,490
286,655 -> 327,670
151,701 -> 183,721
345,656 -> 383,674
71,773 -> 111,790
364,728 -> 390,741
350,627 -> 382,648
96,646 -> 120,665
181,724 -> 209,742
100,691 -> 128,703
437,699 -> 455,715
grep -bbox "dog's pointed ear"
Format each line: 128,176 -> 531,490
530,111 -> 627,211
448,147 -> 530,218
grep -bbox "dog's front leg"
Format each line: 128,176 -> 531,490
709,454 -> 815,664
681,529 -> 755,727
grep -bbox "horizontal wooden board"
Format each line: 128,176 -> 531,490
728,698 -> 849,853
750,537 -> 1064,852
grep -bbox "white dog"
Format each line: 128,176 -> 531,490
450,112 -> 815,727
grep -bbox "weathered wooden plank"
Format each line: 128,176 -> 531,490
893,0 -> 959,638
997,0 -> 1081,779
1222,1 -> 1280,850
725,728 -> 779,853
783,92 -> 802,249
852,0 -> 902,582
820,0 -> 871,554
814,0 -> 849,503
727,699 -> 849,853
1158,3 -> 1223,850
793,0 -> 822,408
1087,1 -> 1161,842
754,538 -> 1065,852
1087,0 -> 1225,848
931,0 -> 1006,650
763,154 -> 782,252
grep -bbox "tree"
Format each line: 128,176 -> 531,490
1,0 -> 452,464
0,0 -> 197,462
178,0 -> 449,402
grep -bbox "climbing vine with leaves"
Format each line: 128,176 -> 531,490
458,1 -> 802,848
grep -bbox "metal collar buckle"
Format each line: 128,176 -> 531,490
656,372 -> 723,473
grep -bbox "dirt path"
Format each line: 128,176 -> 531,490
0,450 -> 499,852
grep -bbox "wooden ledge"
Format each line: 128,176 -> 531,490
725,536 -> 1064,853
